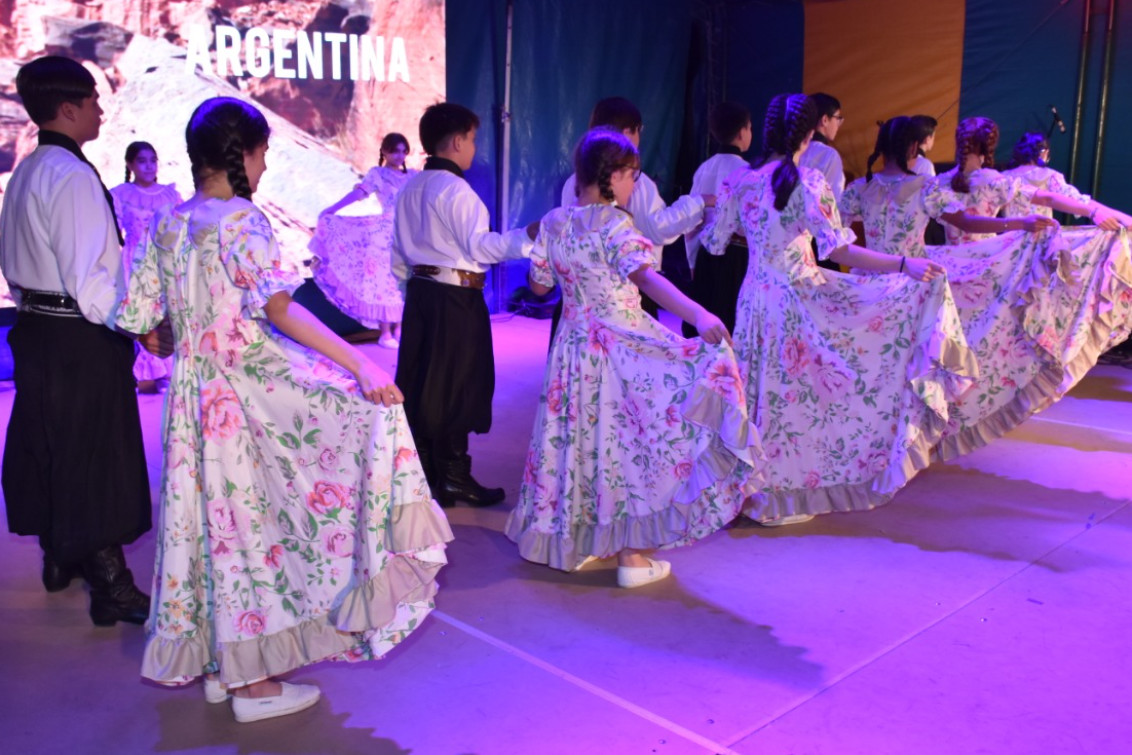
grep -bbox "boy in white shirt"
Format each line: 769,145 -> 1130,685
393,102 -> 538,507
0,56 -> 170,625
684,101 -> 753,335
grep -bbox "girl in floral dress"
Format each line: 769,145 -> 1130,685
1001,132 -> 1131,224
312,133 -> 415,348
116,98 -> 452,723
703,94 -> 977,524
505,129 -> 764,588
111,141 -> 181,391
841,117 -> 1132,459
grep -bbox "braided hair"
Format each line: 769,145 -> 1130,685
123,140 -> 156,183
378,132 -> 410,172
865,116 -> 917,181
951,116 -> 999,193
754,94 -> 789,168
185,97 -> 271,200
1008,132 -> 1049,169
770,93 -> 817,211
574,127 -> 639,202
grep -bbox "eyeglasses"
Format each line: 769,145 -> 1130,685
833,114 -> 846,122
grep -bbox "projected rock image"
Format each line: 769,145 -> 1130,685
0,0 -> 446,301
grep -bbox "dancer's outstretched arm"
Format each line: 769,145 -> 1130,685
829,244 -> 945,282
629,265 -> 730,345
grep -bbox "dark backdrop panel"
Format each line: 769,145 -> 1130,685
721,0 -> 805,159
958,0 -> 1131,211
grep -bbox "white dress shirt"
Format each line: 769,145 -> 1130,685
0,144 -> 122,325
560,172 -> 705,264
799,140 -> 846,202
392,167 -> 532,281
684,152 -> 749,269
911,154 -> 936,177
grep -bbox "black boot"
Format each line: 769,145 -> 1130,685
436,435 -> 505,507
42,550 -> 79,593
416,440 -> 442,503
82,546 -> 150,627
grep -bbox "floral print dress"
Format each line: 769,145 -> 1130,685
111,181 -> 181,381
505,204 -> 764,571
309,166 -> 413,326
926,167 -> 1037,244
1000,165 -> 1091,219
705,166 -> 976,519
116,196 -> 452,686
842,172 -> 1072,460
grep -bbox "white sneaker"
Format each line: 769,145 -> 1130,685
617,558 -> 672,588
203,676 -> 230,704
378,336 -> 399,349
231,682 -> 320,723
757,513 -> 815,527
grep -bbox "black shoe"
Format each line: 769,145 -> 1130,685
437,454 -> 506,507
82,546 -> 150,627
42,551 -> 79,593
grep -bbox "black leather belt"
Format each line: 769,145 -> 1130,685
17,289 -> 81,315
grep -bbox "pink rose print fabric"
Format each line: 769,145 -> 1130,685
116,197 -> 452,686
841,171 -> 1132,460
505,204 -> 765,571
705,165 -> 977,520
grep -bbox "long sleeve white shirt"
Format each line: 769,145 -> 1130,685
799,140 -> 846,202
560,171 -> 704,263
392,167 -> 533,282
684,152 -> 749,269
0,144 -> 123,326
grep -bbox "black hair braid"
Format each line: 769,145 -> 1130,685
865,120 -> 886,182
757,94 -> 788,167
222,136 -> 252,200
596,165 -> 616,203
770,95 -> 812,211
952,137 -> 971,193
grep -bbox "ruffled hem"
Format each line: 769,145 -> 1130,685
141,548 -> 445,685
745,295 -> 977,521
314,265 -> 403,327
936,230 -> 1132,461
506,365 -> 764,572
141,496 -> 453,686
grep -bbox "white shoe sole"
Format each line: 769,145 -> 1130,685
757,514 -> 815,527
617,559 -> 672,588
232,683 -> 320,723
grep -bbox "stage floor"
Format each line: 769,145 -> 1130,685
2,313 -> 1130,755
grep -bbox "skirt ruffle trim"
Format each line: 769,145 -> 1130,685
938,231 -> 1132,461
506,372 -> 764,572
313,267 -> 404,328
141,498 -> 452,686
746,301 -> 978,521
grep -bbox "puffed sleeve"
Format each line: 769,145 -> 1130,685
605,210 -> 655,280
358,167 -> 383,196
991,173 -> 1035,209
801,170 -> 855,260
701,171 -> 745,256
839,178 -> 865,224
1048,170 -> 1091,205
922,175 -> 967,219
218,205 -> 304,320
115,210 -> 170,334
529,215 -> 556,289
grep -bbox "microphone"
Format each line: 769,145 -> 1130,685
1050,105 -> 1067,133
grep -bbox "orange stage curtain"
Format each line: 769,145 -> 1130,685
803,0 -> 966,182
